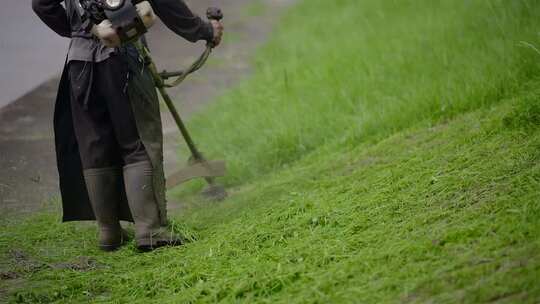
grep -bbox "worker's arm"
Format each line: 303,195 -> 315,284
32,0 -> 71,38
150,0 -> 222,44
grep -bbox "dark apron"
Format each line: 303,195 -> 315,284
55,46 -> 168,225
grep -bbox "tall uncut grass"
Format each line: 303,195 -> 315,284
186,0 -> 540,185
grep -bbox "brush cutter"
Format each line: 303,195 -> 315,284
134,7 -> 227,200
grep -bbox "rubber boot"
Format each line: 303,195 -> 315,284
123,161 -> 183,251
83,167 -> 129,251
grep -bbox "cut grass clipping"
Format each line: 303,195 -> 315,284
1,0 -> 540,303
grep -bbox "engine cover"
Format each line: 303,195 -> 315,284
78,0 -> 156,47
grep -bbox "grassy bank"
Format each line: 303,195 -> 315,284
184,0 -> 540,186
2,0 -> 540,303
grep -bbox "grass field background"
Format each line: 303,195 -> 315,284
1,0 -> 540,303
184,0 -> 540,186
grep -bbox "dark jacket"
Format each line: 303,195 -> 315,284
32,0 -> 211,224
32,0 -> 214,62
31,0 -> 214,41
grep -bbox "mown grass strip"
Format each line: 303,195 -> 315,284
2,96 -> 539,303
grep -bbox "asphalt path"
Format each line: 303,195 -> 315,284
0,0 -> 68,108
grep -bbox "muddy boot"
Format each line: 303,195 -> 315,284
83,167 -> 129,251
123,161 -> 183,251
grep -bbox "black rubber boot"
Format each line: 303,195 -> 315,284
123,161 -> 183,251
83,167 -> 129,251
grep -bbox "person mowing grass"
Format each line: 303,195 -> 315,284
32,0 -> 224,252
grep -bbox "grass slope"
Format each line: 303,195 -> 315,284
183,0 -> 540,187
1,0 -> 540,303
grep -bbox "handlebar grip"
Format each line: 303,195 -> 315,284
206,7 -> 223,21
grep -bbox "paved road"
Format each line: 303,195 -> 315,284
0,0 -> 68,108
0,0 -> 293,217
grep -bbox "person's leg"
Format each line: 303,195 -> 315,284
95,56 -> 147,166
96,56 -> 181,251
69,61 -> 127,251
68,61 -> 121,169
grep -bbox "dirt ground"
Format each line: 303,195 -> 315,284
0,0 -> 293,218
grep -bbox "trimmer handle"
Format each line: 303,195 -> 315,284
206,7 -> 223,21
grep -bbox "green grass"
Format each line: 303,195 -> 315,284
2,0 -> 540,303
182,0 -> 540,187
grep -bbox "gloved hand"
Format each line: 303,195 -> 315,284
210,19 -> 224,47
